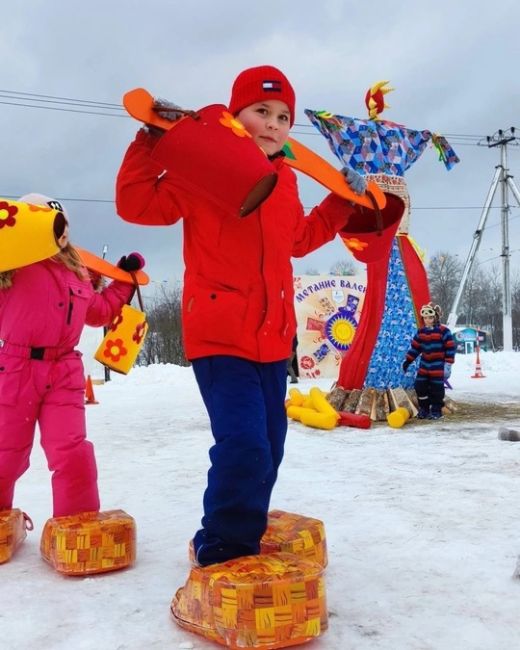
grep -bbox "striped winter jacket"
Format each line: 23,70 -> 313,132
405,325 -> 456,379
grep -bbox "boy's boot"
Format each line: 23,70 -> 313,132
417,406 -> 430,419
416,395 -> 430,419
429,406 -> 443,420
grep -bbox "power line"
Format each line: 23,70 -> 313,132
290,128 -> 482,146
478,249 -> 520,266
0,99 -> 128,118
0,87 -> 499,145
412,206 -> 503,210
1,192 -> 517,212
0,88 -> 121,107
0,195 -> 114,204
2,192 -> 520,215
0,94 -> 123,112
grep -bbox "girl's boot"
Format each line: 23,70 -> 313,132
0,509 -> 34,563
40,509 -> 136,575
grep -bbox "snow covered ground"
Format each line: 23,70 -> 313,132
2,351 -> 520,650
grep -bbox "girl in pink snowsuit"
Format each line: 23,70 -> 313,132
0,194 -> 144,517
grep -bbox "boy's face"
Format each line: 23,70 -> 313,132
236,100 -> 291,156
423,314 -> 435,327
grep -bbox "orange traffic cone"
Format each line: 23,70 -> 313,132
85,375 -> 99,404
471,343 -> 486,379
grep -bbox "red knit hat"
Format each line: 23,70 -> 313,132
228,65 -> 296,126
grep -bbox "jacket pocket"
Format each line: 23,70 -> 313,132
184,286 -> 247,346
67,280 -> 91,327
0,354 -> 27,406
60,355 -> 86,391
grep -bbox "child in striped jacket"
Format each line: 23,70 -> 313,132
403,303 -> 456,420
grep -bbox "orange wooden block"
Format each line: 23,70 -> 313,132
188,510 -> 328,569
40,510 -> 136,575
0,509 -> 33,564
171,552 -> 327,649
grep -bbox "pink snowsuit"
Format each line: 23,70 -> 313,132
0,258 -> 133,517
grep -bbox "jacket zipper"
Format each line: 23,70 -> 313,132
67,288 -> 73,325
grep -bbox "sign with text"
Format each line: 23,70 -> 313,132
294,274 -> 367,379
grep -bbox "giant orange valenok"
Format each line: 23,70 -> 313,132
122,87 -> 386,211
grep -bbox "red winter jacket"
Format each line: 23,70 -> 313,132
116,130 -> 359,362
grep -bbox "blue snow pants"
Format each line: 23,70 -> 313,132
191,355 -> 288,566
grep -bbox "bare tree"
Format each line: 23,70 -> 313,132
139,284 -> 189,366
329,259 -> 357,276
477,264 -> 503,345
427,252 -> 462,315
457,264 -> 487,328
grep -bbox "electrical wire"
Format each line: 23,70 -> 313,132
0,99 -> 128,118
1,193 -> 519,216
0,88 -> 122,107
0,87 -> 498,145
1,88 -> 520,215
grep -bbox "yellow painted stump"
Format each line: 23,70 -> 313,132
171,552 -> 327,649
189,510 -> 327,568
0,509 -> 33,564
40,509 -> 136,575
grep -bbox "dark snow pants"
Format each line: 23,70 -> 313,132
191,355 -> 288,566
414,375 -> 445,415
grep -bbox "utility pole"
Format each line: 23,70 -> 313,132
447,128 -> 519,351
495,129 -> 514,352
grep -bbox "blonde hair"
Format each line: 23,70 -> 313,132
0,270 -> 15,289
53,243 -> 87,280
0,243 -> 86,289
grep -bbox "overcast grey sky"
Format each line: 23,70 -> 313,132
2,1 -> 520,296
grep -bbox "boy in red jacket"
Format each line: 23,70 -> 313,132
116,65 -> 403,566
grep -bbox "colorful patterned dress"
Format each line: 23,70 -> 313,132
305,109 -> 458,389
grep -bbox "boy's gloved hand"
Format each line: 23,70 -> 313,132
152,98 -> 185,122
117,252 -> 145,272
341,167 -> 367,195
402,360 -> 410,372
143,98 -> 185,136
444,363 -> 452,379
